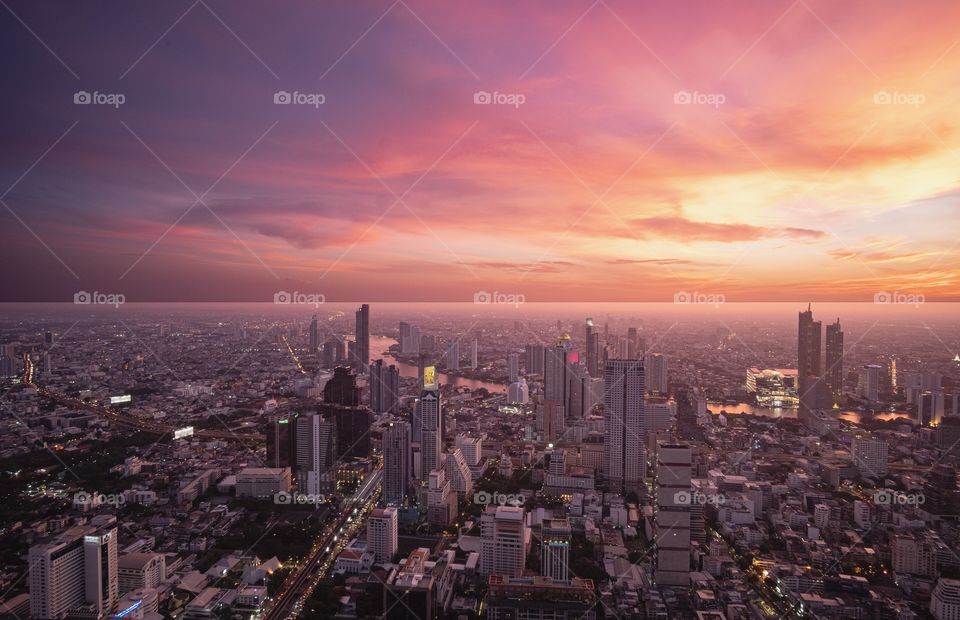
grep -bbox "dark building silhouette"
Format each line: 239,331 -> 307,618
324,366 -> 361,406
798,303 -> 822,378
266,414 -> 297,468
825,318 -> 844,404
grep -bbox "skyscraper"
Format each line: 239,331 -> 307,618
825,318 -> 844,404
324,366 -> 361,406
480,506 -> 528,577
471,339 -> 478,368
541,518 -> 572,582
445,341 -> 460,371
585,318 -> 599,377
309,314 -> 319,353
419,367 -> 442,479
369,359 -> 400,413
367,508 -> 399,564
525,344 -> 544,375
354,303 -> 370,368
383,421 -> 411,505
545,335 -> 578,420
654,441 -> 692,586
508,352 -> 519,383
603,359 -> 645,493
296,413 -> 333,494
798,303 -> 822,378
266,415 -> 297,468
646,353 -> 669,395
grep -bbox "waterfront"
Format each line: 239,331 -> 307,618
370,335 -> 508,393
708,402 -> 913,425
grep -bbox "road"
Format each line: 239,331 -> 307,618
263,467 -> 383,620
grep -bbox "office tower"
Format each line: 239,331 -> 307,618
541,518 -> 572,582
354,303 -> 370,368
384,549 -> 434,620
647,353 -> 669,395
857,364 -> 882,401
545,335 -> 577,419
419,367 -> 442,479
29,520 -> 119,619
324,366 -> 361,406
627,327 -> 639,358
932,578 -> 960,620
525,343 -> 545,375
480,506 -> 528,577
399,321 -> 412,352
383,422 -> 411,505
471,339 -> 478,368
445,446 -> 473,498
401,325 -> 421,355
851,433 -> 888,478
369,359 -> 400,413
455,434 -> 482,466
445,341 -> 460,370
426,469 -> 457,526
585,318 -> 599,377
507,378 -> 529,405
309,315 -> 319,352
825,318 -> 844,404
540,401 -> 565,441
654,441 -> 692,586
42,352 -> 51,375
919,391 -> 946,426
603,359 -> 645,493
323,403 -> 372,459
798,303 -> 822,378
615,337 -> 629,360
44,330 -> 54,346
296,413 -> 333,495
266,415 -> 296,468
367,507 -> 399,563
508,352 -> 519,382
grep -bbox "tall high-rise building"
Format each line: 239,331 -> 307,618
445,446 -> 474,498
383,421 -> 411,506
354,304 -> 370,368
324,366 -> 361,406
851,433 -> 888,478
646,353 -> 669,395
369,359 -> 400,413
508,352 -> 519,383
825,318 -> 844,404
455,434 -> 482,466
266,415 -> 297,468
545,335 -> 578,420
654,441 -> 692,586
603,359 -> 645,493
29,519 -> 119,619
585,318 -> 599,377
399,321 -> 412,352
445,341 -> 460,371
798,303 -> 822,378
309,315 -> 319,353
367,508 -> 399,564
627,327 -> 639,358
419,367 -> 442,479
525,343 -> 545,375
541,518 -> 571,582
471,339 -> 478,368
858,364 -> 882,401
296,412 -> 334,494
324,403 -> 372,460
480,506 -> 528,577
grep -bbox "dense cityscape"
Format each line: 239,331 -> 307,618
0,302 -> 958,619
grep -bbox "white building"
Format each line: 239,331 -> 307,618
445,447 -> 473,498
455,434 -> 482,467
117,552 -> 165,595
480,506 -> 528,578
541,518 -> 571,582
931,578 -> 960,620
367,508 -> 398,564
507,378 -> 529,404
851,434 -> 888,478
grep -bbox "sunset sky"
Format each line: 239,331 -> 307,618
1,0 -> 959,302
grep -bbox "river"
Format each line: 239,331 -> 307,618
369,335 -> 508,393
707,402 -> 913,425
